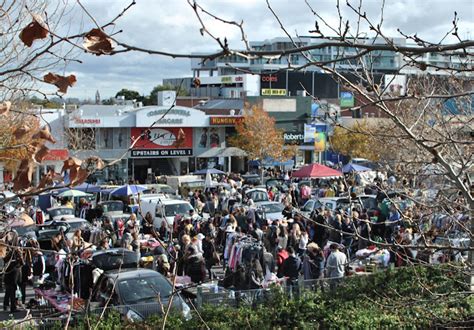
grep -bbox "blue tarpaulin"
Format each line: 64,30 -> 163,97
342,163 -> 371,173
248,158 -> 294,167
194,168 -> 226,175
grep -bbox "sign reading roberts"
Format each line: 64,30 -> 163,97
283,132 -> 304,145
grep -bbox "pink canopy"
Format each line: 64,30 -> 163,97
291,163 -> 342,178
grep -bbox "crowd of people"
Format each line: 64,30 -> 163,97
0,168 -> 469,313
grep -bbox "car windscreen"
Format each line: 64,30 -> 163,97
164,203 -> 193,217
360,197 -> 377,209
335,199 -> 351,211
92,249 -> 139,270
67,221 -> 89,231
261,203 -> 284,213
102,201 -> 123,212
13,225 -> 37,237
158,186 -> 175,194
118,275 -> 172,304
302,200 -> 315,212
49,208 -> 74,218
247,191 -> 269,202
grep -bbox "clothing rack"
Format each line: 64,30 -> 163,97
227,235 -> 263,272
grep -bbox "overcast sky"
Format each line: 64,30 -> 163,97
60,0 -> 473,100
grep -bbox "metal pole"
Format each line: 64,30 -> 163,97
132,158 -> 135,180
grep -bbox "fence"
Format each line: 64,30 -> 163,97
23,274 -> 373,329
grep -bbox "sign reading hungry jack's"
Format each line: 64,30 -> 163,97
209,116 -> 244,126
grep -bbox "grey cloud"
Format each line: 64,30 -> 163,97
64,0 -> 472,99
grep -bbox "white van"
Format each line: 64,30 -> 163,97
139,195 -> 194,228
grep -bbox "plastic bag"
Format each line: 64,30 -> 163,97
15,286 -> 22,300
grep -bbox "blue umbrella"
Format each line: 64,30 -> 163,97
342,163 -> 371,173
109,184 -> 148,196
194,168 -> 226,175
72,183 -> 101,193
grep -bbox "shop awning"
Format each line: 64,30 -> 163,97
197,147 -> 247,158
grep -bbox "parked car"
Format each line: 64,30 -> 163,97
241,174 -> 261,186
140,196 -> 195,228
98,200 -> 126,215
244,188 -> 269,203
37,219 -> 91,250
265,178 -> 289,193
300,197 -> 366,218
46,206 -> 75,221
143,184 -> 176,196
255,201 -> 285,224
90,249 -> 191,322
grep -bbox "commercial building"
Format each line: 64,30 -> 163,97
191,36 -> 471,76
65,92 -> 247,183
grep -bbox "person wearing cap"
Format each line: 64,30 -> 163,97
326,243 -> 347,290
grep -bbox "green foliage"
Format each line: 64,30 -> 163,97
39,266 -> 471,330
147,84 -> 189,105
30,96 -> 62,108
115,88 -> 143,101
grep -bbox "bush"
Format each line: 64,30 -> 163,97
60,266 -> 472,329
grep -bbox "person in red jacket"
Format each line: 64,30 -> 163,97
276,246 -> 289,277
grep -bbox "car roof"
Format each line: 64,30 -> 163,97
246,188 -> 267,193
140,194 -> 169,201
317,197 -> 347,201
255,201 -> 282,206
47,206 -> 74,211
160,199 -> 190,205
40,219 -> 88,228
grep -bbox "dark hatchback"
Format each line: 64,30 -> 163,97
90,249 -> 191,322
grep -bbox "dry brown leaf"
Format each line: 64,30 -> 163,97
0,101 -> 11,115
33,144 -> 49,163
174,128 -> 186,147
37,169 -> 54,189
83,28 -> 115,55
71,168 -> 89,185
86,156 -> 105,170
19,15 -> 48,47
61,157 -> 82,173
43,73 -> 77,94
12,159 -> 35,191
13,125 -> 31,140
26,141 -> 41,155
32,126 -> 57,144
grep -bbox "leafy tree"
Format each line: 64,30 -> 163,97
329,121 -> 382,161
101,98 -> 114,105
146,84 -> 189,105
115,88 -> 143,101
229,105 -> 297,164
